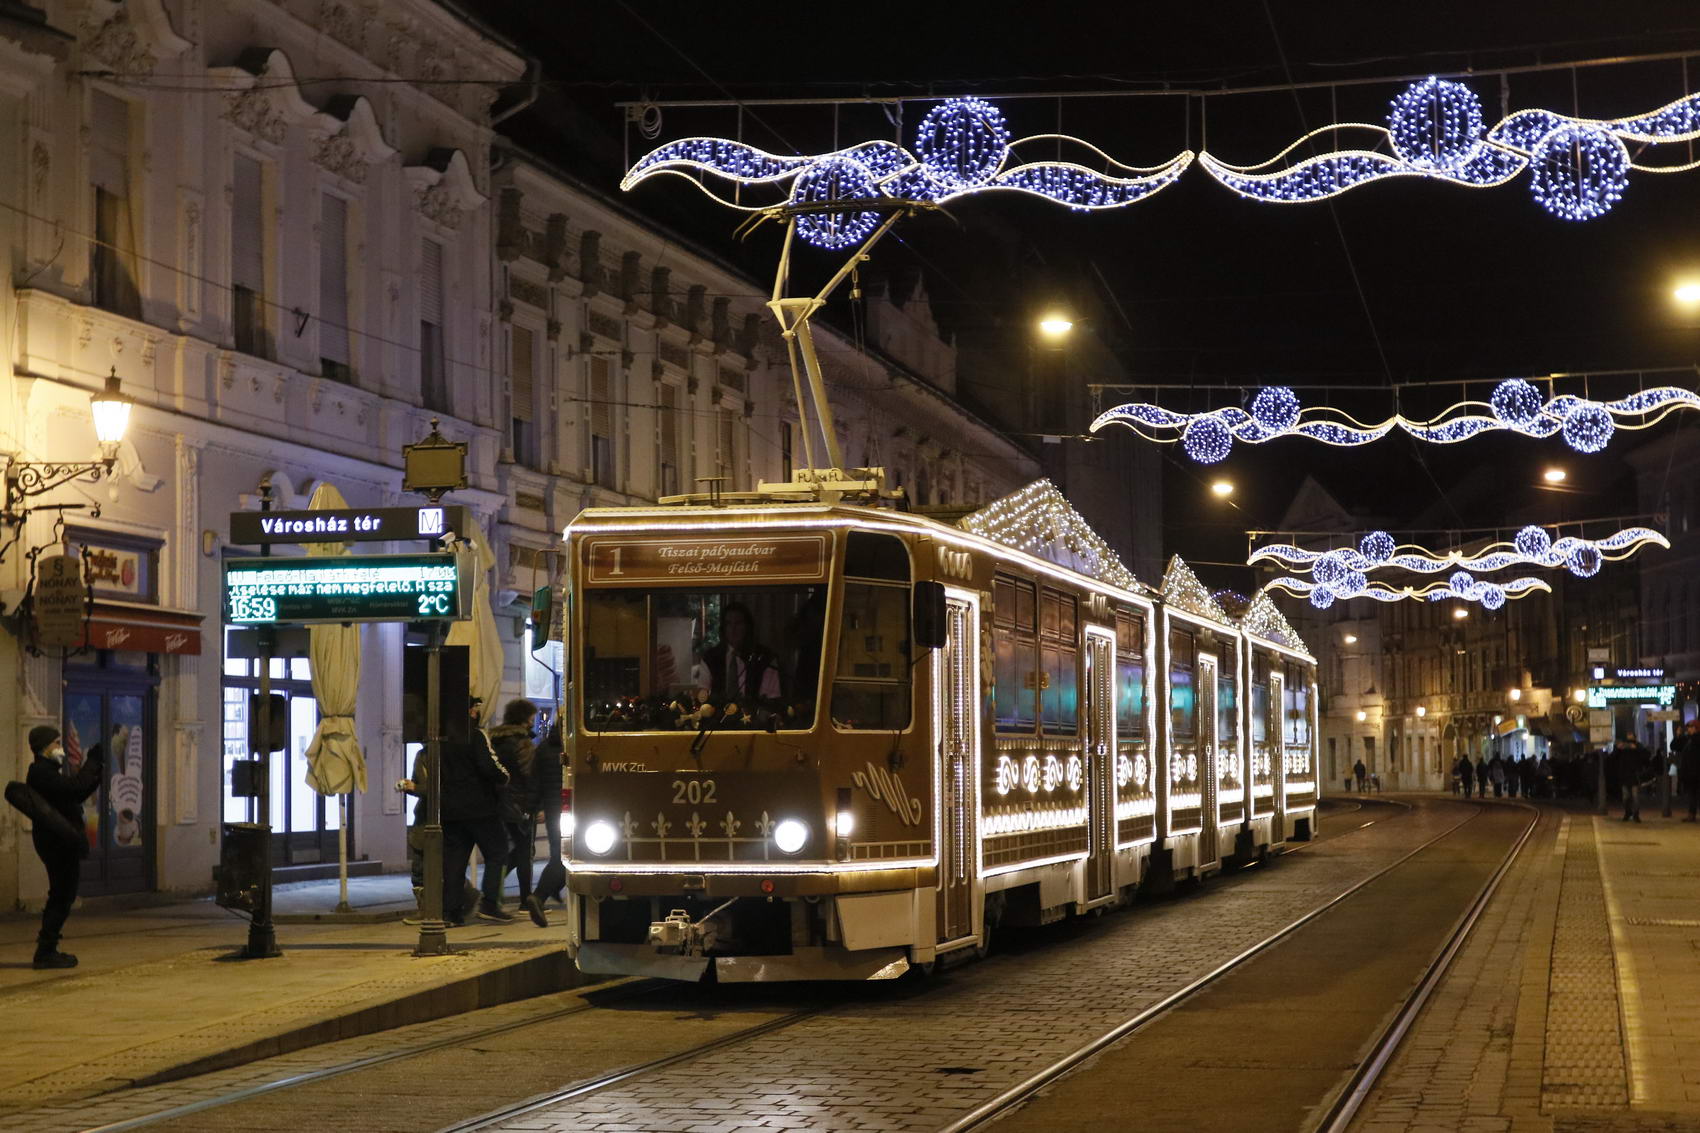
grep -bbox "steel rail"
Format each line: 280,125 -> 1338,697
937,798 -> 1496,1133
74,978 -> 662,1133
1313,800 -> 1543,1133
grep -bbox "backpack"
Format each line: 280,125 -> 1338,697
4,781 -> 89,858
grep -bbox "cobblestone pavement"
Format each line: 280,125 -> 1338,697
470,797 -> 1486,1133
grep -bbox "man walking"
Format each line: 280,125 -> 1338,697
1676,719 -> 1700,822
26,726 -> 101,969
440,712 -> 511,924
1615,733 -> 1651,823
533,718 -> 566,905
1353,757 -> 1367,793
1475,756 -> 1490,799
1455,754 -> 1473,797
490,699 -> 546,927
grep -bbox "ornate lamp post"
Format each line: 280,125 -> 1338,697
2,370 -> 132,530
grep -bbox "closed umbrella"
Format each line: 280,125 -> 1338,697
301,482 -> 365,912
447,519 -> 503,726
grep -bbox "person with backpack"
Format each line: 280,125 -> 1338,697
23,726 -> 103,968
490,699 -> 546,927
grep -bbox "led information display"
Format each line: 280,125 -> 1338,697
223,553 -> 471,625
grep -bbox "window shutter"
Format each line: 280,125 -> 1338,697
419,238 -> 444,325
590,356 -> 611,438
659,383 -> 677,456
512,324 -> 535,422
719,409 -> 735,475
319,194 -> 350,365
232,156 -> 265,294
90,91 -> 129,194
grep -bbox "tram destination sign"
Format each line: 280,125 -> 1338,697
229,505 -> 468,546
223,552 -> 472,625
582,534 -> 829,585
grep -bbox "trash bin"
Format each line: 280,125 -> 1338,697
217,822 -> 270,914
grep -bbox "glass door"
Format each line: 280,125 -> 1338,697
63,672 -> 156,896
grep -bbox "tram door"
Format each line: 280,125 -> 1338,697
1084,630 -> 1116,903
936,596 -> 977,945
1198,655 -> 1220,868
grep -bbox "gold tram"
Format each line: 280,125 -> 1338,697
559,478 -> 1318,982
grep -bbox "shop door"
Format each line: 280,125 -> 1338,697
935,596 -> 977,946
63,677 -> 156,896
1084,630 -> 1115,902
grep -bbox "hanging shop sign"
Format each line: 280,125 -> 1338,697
223,552 -> 472,625
33,550 -> 88,648
229,505 -> 469,546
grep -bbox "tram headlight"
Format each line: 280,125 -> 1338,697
772,818 -> 809,855
582,820 -> 617,856
834,810 -> 855,838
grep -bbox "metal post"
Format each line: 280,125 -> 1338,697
414,619 -> 450,955
1598,745 -> 1609,816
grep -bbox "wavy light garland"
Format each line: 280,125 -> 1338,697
1266,574 -> 1552,610
1198,76 -> 1700,220
1091,380 -> 1700,463
623,97 -> 1194,248
1251,525 -> 1670,579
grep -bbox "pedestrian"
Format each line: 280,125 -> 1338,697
1455,755 -> 1473,798
1676,719 -> 1700,822
490,698 -> 546,927
1488,753 -> 1506,798
1614,733 -> 1651,823
440,707 -> 511,924
1475,756 -> 1490,798
1505,757 -> 1520,799
25,726 -> 103,968
532,718 -> 566,906
1353,758 -> 1367,793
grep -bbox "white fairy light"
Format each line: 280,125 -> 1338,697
1265,575 -> 1551,605
960,479 -> 1142,591
1250,525 -> 1667,577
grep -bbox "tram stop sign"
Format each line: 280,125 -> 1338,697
222,551 -> 472,625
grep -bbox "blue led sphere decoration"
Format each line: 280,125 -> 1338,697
1449,570 -> 1475,594
1529,124 -> 1630,221
790,156 -> 881,250
1309,587 -> 1335,609
1182,415 -> 1233,464
1568,544 -> 1603,578
1249,386 -> 1302,433
1313,551 -> 1347,587
1514,525 -> 1553,559
914,97 -> 1012,192
1359,530 -> 1396,565
1335,569 -> 1368,597
1489,378 -> 1544,427
1562,402 -> 1614,453
1388,77 -> 1484,171
1478,583 -> 1506,611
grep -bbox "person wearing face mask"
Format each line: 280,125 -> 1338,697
25,725 -> 102,969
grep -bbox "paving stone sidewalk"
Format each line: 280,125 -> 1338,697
0,873 -> 579,1114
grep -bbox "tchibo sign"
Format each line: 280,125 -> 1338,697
229,505 -> 466,545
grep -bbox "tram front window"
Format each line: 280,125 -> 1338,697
582,585 -> 825,731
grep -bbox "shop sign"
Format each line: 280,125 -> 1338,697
33,550 -> 88,648
582,534 -> 829,585
80,543 -> 147,599
223,552 -> 472,624
229,505 -> 468,545
82,620 -> 201,655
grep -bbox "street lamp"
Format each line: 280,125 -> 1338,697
1210,479 -> 1234,498
1675,281 -> 1700,306
1343,633 -> 1358,645
1356,709 -> 1368,722
3,368 -> 133,530
1416,705 -> 1427,718
1037,314 -> 1074,341
1453,607 -> 1470,620
1509,687 -> 1522,702
1542,466 -> 1567,484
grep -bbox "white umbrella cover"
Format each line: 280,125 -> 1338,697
446,518 -> 504,726
302,482 -> 367,795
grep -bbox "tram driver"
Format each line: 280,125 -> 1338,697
699,602 -> 783,701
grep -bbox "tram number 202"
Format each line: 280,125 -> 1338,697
672,778 -> 717,805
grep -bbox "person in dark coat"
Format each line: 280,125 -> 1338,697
1475,756 -> 1490,797
26,725 -> 102,968
1676,719 -> 1700,822
440,715 -> 510,924
1352,758 -> 1367,792
1455,755 -> 1473,797
1614,733 -> 1652,822
489,699 -> 545,927
532,719 -> 566,905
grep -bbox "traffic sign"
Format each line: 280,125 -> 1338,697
223,552 -> 471,625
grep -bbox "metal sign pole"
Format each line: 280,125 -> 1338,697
244,483 -> 281,959
414,619 -> 450,955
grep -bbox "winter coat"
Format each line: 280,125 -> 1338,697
26,748 -> 102,859
532,734 -> 565,815
488,724 -> 536,824
1475,760 -> 1490,784
1613,742 -> 1652,787
1675,733 -> 1700,786
438,729 -> 507,823
1488,757 -> 1506,785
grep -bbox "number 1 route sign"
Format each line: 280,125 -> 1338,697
222,552 -> 472,625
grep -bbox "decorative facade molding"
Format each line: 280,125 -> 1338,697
81,0 -> 191,77
309,96 -> 396,186
405,148 -> 486,232
213,49 -> 322,146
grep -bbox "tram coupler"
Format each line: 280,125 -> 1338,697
647,909 -> 698,950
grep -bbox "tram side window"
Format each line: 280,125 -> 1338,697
831,580 -> 912,730
1170,627 -> 1196,738
1039,587 -> 1078,735
993,574 -> 1037,731
1114,610 -> 1145,738
1284,661 -> 1311,746
1218,643 -> 1239,745
1251,651 -> 1271,746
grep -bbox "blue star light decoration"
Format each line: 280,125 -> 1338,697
1197,75 -> 1700,221
622,97 -> 1195,249
1266,572 -> 1551,609
1251,525 -> 1669,581
1092,379 -> 1700,463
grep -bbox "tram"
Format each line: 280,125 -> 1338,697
558,474 -> 1318,982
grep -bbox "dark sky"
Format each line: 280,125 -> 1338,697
477,1 -> 1700,588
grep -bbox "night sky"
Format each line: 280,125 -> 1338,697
478,1 -> 1700,590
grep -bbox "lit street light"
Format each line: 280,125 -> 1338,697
1037,314 -> 1074,340
1542,466 -> 1567,484
1210,479 -> 1234,498
1453,607 -> 1470,620
1416,705 -> 1427,717
1675,281 -> 1700,306
1509,687 -> 1522,702
1343,633 -> 1358,644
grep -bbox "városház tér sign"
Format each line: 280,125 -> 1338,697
222,552 -> 472,624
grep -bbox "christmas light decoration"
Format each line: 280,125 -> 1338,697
1265,575 -> 1551,605
1161,556 -> 1229,621
960,479 -> 1141,591
1197,76 -> 1700,220
623,96 -> 1194,249
1092,383 -> 1700,460
1249,525 -> 1668,576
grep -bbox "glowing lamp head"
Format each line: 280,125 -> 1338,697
1356,710 -> 1368,722
773,819 -> 809,855
834,810 -> 855,838
581,820 -> 618,856
90,369 -> 132,456
1509,687 -> 1522,702
1416,705 -> 1427,717
1676,281 -> 1700,306
1038,314 -> 1074,340
1210,479 -> 1234,498
1573,688 -> 1587,703
1542,467 -> 1567,484
1453,607 -> 1470,620
1343,633 -> 1358,645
